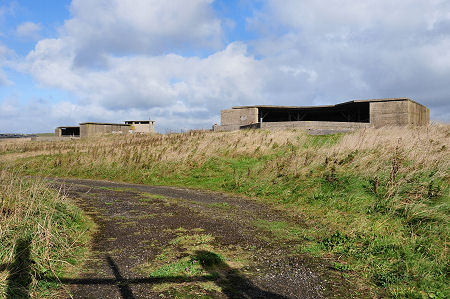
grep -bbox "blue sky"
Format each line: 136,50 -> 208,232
1,0 -> 449,133
1,1 -> 70,54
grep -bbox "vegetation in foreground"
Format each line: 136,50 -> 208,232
0,169 -> 93,298
1,124 -> 449,298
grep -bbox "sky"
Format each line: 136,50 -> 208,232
0,0 -> 449,133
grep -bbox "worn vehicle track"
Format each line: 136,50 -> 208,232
49,178 -> 355,298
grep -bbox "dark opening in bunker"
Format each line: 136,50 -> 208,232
61,127 -> 80,136
258,102 -> 370,123
125,121 -> 150,124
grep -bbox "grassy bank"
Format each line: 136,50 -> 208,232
0,168 -> 93,298
2,125 -> 449,298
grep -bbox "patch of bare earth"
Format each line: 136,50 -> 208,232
50,178 -> 362,299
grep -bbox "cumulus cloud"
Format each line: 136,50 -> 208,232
22,0 -> 268,131
17,0 -> 450,133
16,21 -> 42,40
26,41 -> 265,110
63,0 -> 223,66
249,0 -> 450,120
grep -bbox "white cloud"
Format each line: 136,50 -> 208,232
16,0 -> 450,133
0,42 -> 13,86
16,21 -> 42,40
26,40 -> 266,114
17,0 -> 255,131
247,0 -> 450,120
63,0 -> 223,66
21,0 -> 270,130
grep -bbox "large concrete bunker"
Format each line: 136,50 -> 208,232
215,98 -> 429,132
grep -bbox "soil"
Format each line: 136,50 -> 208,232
48,178 -> 359,299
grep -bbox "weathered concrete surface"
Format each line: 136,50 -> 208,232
219,108 -> 258,131
407,100 -> 430,125
130,123 -> 155,133
261,121 -> 371,130
369,101 -> 409,127
369,100 -> 429,127
125,121 -> 156,134
80,123 -> 131,137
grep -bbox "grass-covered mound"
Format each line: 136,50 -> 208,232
2,124 -> 449,298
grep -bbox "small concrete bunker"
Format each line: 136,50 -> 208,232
124,120 -> 156,133
55,120 -> 156,138
215,98 -> 429,132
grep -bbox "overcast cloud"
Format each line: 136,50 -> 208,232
1,0 -> 449,132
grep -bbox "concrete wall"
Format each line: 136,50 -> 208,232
369,100 -> 429,127
261,121 -> 370,131
128,122 -> 155,133
408,101 -> 429,125
55,128 -> 62,137
214,124 -> 241,132
221,108 -> 258,127
80,124 -> 131,137
369,101 -> 410,127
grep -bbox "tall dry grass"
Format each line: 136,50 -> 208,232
0,168 -> 92,298
2,125 -> 448,171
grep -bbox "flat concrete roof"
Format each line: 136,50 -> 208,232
232,98 -> 425,110
124,120 -> 155,123
79,122 -> 131,126
57,126 -> 80,129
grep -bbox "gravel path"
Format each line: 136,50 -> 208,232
49,178 -> 354,299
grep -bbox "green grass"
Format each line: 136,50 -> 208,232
254,219 -> 303,241
148,256 -> 210,278
4,128 -> 449,298
135,229 -> 233,296
0,169 -> 94,298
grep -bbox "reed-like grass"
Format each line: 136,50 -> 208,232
2,124 -> 449,298
0,168 -> 93,298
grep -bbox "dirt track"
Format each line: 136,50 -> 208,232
49,178 -> 355,299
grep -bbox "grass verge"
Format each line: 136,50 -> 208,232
0,167 -> 93,298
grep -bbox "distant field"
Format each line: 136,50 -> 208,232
1,125 -> 449,298
0,137 -> 32,143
